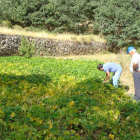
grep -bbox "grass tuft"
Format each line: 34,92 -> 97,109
0,27 -> 106,43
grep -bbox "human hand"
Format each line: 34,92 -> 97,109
103,81 -> 106,84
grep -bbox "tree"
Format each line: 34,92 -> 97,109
50,0 -> 96,33
0,0 -> 97,33
94,0 -> 140,47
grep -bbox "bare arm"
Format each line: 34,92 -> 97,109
103,71 -> 110,84
133,63 -> 138,72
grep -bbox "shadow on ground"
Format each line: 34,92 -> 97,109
0,73 -> 51,86
118,85 -> 129,91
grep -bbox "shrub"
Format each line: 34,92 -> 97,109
92,24 -> 100,35
1,20 -> 12,28
18,36 -> 35,58
24,26 -> 43,32
13,25 -> 23,30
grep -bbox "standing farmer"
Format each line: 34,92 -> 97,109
127,46 -> 140,101
97,62 -> 122,87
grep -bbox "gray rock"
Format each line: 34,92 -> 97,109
0,33 -> 107,56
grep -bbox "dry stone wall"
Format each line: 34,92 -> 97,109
0,34 -> 107,56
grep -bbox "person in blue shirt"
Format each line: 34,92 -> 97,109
97,62 -> 122,87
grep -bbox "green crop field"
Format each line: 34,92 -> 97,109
0,56 -> 140,140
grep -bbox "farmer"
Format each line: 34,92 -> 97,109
127,46 -> 140,101
97,62 -> 122,87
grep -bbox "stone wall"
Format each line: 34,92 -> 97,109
0,34 -> 107,56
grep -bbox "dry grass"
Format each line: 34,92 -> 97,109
53,53 -> 134,96
0,27 -> 106,43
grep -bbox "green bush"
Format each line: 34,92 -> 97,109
0,19 -> 2,25
13,25 -> 23,30
18,36 -> 35,58
92,24 -> 100,35
24,26 -> 43,32
1,20 -> 12,28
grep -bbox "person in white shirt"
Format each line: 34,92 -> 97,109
127,46 -> 140,101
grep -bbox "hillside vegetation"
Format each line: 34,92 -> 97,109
0,0 -> 140,48
0,56 -> 140,139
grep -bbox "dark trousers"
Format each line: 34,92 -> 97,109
133,73 -> 140,100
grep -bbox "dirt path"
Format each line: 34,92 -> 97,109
51,54 -> 134,97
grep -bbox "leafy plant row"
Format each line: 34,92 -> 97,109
0,56 -> 140,140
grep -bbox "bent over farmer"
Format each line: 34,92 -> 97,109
97,62 -> 122,87
127,46 -> 140,101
